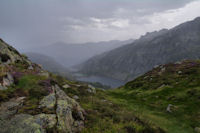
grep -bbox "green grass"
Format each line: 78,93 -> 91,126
1,59 -> 200,133
105,60 -> 200,133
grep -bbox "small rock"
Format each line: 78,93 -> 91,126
39,71 -> 49,77
75,84 -> 81,87
3,73 -> 14,86
63,84 -> 70,89
0,84 -> 7,90
38,64 -> 42,68
154,65 -> 159,68
101,99 -> 107,102
158,84 -> 166,89
87,85 -> 96,94
28,65 -> 33,70
175,61 -> 182,64
155,96 -> 159,98
178,71 -> 182,74
161,67 -> 166,72
166,104 -> 173,113
108,102 -> 113,105
73,95 -> 79,100
195,127 -> 200,133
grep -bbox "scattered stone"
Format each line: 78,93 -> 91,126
28,65 -> 33,70
178,71 -> 182,74
3,73 -> 14,86
158,84 -> 166,89
161,67 -> 166,72
39,71 -> 49,77
195,127 -> 200,133
154,65 -> 159,68
175,61 -> 182,64
73,95 -> 79,100
75,84 -> 81,87
87,85 -> 96,94
38,64 -> 43,68
0,84 -> 7,90
108,102 -> 113,105
158,67 -> 166,75
62,84 -> 70,89
166,104 -> 173,113
101,99 -> 107,102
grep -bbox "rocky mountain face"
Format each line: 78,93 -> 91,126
78,17 -> 200,81
29,39 -> 134,67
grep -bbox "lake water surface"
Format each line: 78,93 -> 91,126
76,75 -> 125,88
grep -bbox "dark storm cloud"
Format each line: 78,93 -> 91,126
0,0 -> 198,51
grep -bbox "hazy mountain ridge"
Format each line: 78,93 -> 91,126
28,39 -> 134,67
26,52 -> 73,80
78,17 -> 200,81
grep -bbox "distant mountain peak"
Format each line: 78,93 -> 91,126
78,17 -> 200,81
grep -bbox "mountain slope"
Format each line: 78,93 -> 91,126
79,17 -> 200,81
0,39 -> 165,133
26,52 -> 73,79
107,60 -> 200,133
29,39 -> 134,67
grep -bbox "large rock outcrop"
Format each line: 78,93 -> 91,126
0,38 -> 85,133
0,85 -> 84,133
0,39 -> 30,64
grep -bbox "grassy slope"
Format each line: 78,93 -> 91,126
107,60 -> 200,133
55,77 -> 164,133
1,48 -> 199,133
0,60 -> 163,133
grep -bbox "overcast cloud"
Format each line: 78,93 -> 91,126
0,0 -> 200,51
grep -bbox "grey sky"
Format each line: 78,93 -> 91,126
0,0 -> 200,51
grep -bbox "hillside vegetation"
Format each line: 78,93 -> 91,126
1,36 -> 200,132
107,60 -> 200,133
0,39 -> 164,133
